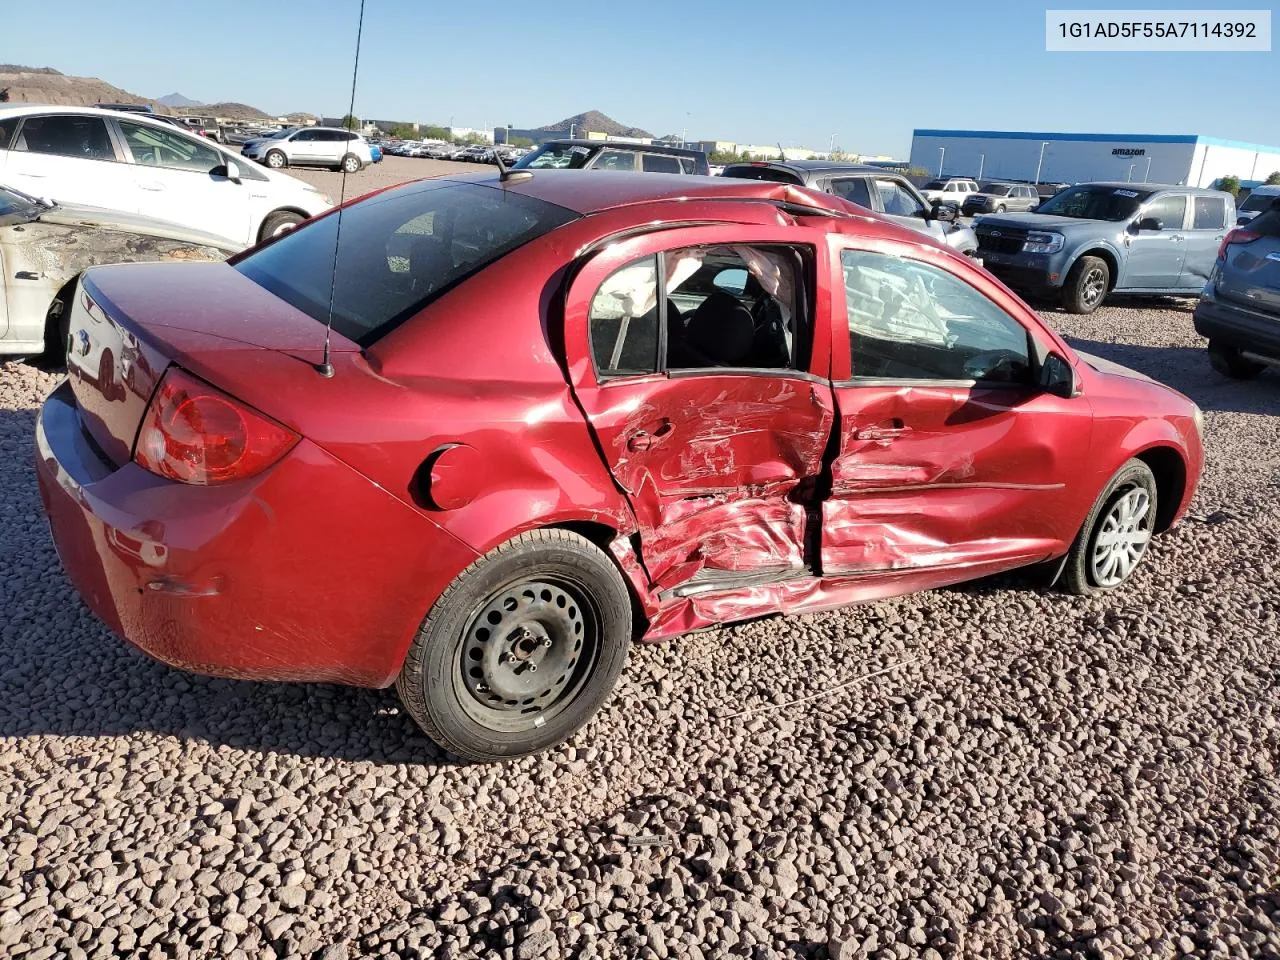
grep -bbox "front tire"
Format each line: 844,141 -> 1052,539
1207,339 -> 1265,380
1062,255 -> 1110,314
1062,459 -> 1158,596
258,210 -> 305,242
396,530 -> 632,762
264,150 -> 287,169
340,153 -> 362,173
995,204 -> 1006,213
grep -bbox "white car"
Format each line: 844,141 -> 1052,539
240,126 -> 374,173
919,177 -> 981,207
0,106 -> 332,247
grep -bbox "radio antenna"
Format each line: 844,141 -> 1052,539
318,0 -> 367,378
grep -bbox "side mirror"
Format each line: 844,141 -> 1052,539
1039,352 -> 1075,398
1136,216 -> 1163,232
931,200 -> 959,223
223,160 -> 242,183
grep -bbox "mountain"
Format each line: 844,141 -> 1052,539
0,65 -> 169,111
537,110 -> 652,139
176,102 -> 271,120
157,92 -> 202,108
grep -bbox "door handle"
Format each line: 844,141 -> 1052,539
855,419 -> 910,442
14,271 -> 40,280
627,420 -> 673,452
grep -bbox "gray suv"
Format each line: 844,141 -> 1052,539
721,160 -> 978,256
961,182 -> 1041,216
974,182 -> 1235,313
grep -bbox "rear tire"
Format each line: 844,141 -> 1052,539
258,210 -> 305,242
340,153 -> 362,174
1063,255 -> 1109,314
396,530 -> 632,762
1207,339 -> 1265,380
1062,459 -> 1158,596
265,150 -> 287,169
36,287 -> 73,369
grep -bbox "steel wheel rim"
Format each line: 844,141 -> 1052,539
1083,267 -> 1106,306
1090,487 -> 1152,587
344,158 -> 359,172
267,153 -> 284,168
454,577 -> 600,733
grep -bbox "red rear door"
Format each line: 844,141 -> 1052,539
823,239 -> 1094,576
563,224 -> 835,594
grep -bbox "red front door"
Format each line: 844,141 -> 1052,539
563,225 -> 835,593
822,240 -> 1094,577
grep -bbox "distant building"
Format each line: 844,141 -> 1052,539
449,126 -> 493,143
910,128 -> 1280,187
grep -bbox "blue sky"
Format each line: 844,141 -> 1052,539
6,0 -> 1276,155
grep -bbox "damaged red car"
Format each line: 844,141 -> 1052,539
36,171 -> 1205,761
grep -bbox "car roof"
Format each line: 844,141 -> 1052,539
428,168 -> 890,219
0,104 -> 198,129
724,160 -> 891,177
537,139 -> 706,158
1078,181 -> 1224,193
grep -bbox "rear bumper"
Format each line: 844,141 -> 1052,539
36,380 -> 478,688
1193,292 -> 1280,361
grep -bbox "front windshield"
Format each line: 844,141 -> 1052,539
1240,191 -> 1278,213
1034,184 -> 1151,221
0,186 -> 44,221
515,144 -> 593,170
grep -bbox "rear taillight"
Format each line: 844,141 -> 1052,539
1218,228 -> 1260,260
133,368 -> 299,485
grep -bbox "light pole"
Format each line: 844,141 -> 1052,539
977,153 -> 985,181
938,147 -> 945,177
1034,141 -> 1049,185
569,123 -> 576,139
1127,163 -> 1135,182
681,112 -> 690,148
1143,156 -> 1152,182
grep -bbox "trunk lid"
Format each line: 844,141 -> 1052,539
1217,233 -> 1280,315
68,262 -> 358,465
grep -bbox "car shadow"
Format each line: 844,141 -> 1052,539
0,405 -> 449,764
1062,337 -> 1280,416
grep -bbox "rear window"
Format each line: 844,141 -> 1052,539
720,165 -> 803,185
1249,206 -> 1280,237
233,181 -> 579,347
923,180 -> 945,190
1239,191 -> 1277,213
1192,196 -> 1226,230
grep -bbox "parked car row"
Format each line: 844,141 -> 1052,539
376,139 -> 528,164
240,126 -> 375,173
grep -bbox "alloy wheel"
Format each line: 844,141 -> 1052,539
1090,487 -> 1152,587
455,578 -> 600,732
1082,267 -> 1107,307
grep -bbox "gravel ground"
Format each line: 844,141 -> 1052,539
285,155 -> 479,198
3,296 -> 1279,960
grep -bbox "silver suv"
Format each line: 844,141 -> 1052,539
242,127 -> 373,173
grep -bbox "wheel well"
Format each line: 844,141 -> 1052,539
1135,446 -> 1186,532
256,207 -> 310,243
1077,248 -> 1120,291
549,521 -> 651,638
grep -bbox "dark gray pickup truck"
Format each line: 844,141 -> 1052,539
974,182 -> 1235,313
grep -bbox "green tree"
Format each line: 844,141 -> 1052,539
905,166 -> 932,177
1266,171 -> 1280,185
1217,174 -> 1241,197
419,124 -> 452,141
462,131 -> 488,145
389,124 -> 417,139
508,135 -> 533,148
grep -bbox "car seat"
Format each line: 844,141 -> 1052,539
670,291 -> 756,368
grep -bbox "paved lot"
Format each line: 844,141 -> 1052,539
2,253 -> 1279,956
284,155 -> 480,199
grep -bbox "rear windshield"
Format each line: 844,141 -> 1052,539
720,165 -> 803,185
1034,184 -> 1151,221
980,183 -> 1012,194
1240,191 -> 1279,213
922,181 -> 945,190
233,180 -> 579,346
515,143 -> 594,169
1249,206 -> 1280,237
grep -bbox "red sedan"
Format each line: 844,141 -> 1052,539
36,171 -> 1204,761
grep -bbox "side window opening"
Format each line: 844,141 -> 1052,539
1192,196 -> 1226,230
16,115 -> 114,161
587,245 -> 811,378
842,249 -> 1031,384
830,177 -> 872,208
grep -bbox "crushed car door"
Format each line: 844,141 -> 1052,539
564,225 -> 835,595
823,241 -> 1094,576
